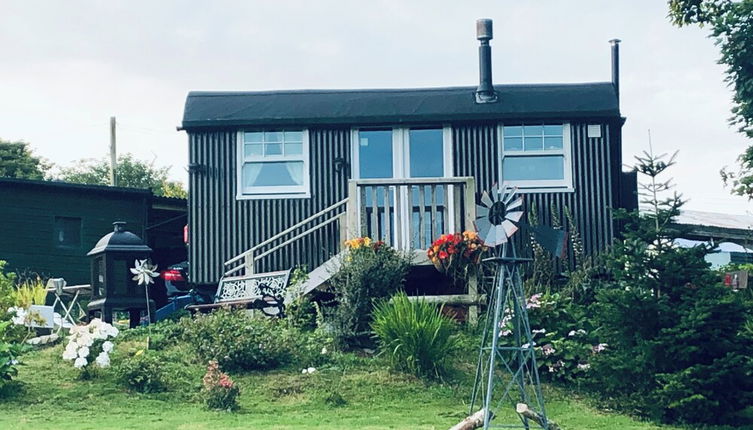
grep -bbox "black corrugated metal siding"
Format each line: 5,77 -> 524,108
189,129 -> 350,284
190,122 -> 622,284
452,122 -> 616,259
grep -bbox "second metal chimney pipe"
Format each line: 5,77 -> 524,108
475,19 -> 498,103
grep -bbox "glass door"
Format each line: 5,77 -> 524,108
353,127 -> 452,249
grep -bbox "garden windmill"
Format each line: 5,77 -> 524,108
469,185 -> 564,430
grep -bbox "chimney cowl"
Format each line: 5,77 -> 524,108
475,18 -> 498,104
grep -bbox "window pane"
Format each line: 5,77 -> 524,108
245,132 -> 263,143
264,131 -> 282,142
284,131 -> 303,142
284,142 -> 303,155
524,136 -> 543,151
244,144 -> 263,157
503,156 -> 565,181
359,130 -> 393,178
524,125 -> 543,136
265,142 -> 282,155
544,136 -> 563,150
504,126 -> 522,137
243,161 -> 303,187
504,137 -> 523,151
543,125 -> 563,136
409,129 -> 444,177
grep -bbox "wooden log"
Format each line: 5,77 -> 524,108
448,408 -> 487,430
516,403 -> 561,430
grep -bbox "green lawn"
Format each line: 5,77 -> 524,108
0,345 -> 705,430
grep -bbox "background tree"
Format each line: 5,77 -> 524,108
0,140 -> 51,180
668,0 -> 753,198
56,153 -> 187,198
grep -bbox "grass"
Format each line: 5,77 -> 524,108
0,342 -> 713,430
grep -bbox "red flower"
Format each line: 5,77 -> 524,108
439,251 -> 449,259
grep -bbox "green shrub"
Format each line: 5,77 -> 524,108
371,292 -> 457,379
0,322 -> 27,387
119,318 -> 186,350
329,238 -> 411,346
115,350 -> 168,393
0,261 -> 17,311
182,309 -> 289,371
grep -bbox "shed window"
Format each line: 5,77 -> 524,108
54,216 -> 81,248
499,123 -> 572,190
237,130 -> 310,199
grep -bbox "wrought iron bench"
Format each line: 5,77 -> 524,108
185,269 -> 290,317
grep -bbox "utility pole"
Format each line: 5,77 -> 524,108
110,116 -> 117,186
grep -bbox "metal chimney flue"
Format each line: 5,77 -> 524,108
609,38 -> 621,107
475,18 -> 498,104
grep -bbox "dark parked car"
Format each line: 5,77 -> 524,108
161,261 -> 189,297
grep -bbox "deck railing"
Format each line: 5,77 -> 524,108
224,176 -> 477,275
346,177 -> 477,251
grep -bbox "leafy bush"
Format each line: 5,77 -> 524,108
0,261 -> 17,311
0,322 -> 26,386
119,318 -> 185,350
509,292 -> 596,383
115,350 -> 168,393
182,309 -> 289,371
371,292 -> 457,379
201,360 -> 240,411
181,309 -> 334,372
329,238 -> 411,345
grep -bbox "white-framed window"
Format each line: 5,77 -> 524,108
236,129 -> 310,199
499,123 -> 573,191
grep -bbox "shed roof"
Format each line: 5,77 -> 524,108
181,82 -> 620,129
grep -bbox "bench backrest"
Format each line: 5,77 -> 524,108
215,269 -> 291,304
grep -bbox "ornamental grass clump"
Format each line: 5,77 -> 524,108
202,360 -> 240,411
62,318 -> 118,376
371,292 -> 457,379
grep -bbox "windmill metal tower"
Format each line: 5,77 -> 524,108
469,185 -> 551,430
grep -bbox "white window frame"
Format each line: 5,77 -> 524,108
350,125 -> 453,180
498,122 -> 573,192
236,129 -> 311,200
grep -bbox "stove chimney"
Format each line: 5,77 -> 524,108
475,18 -> 498,104
609,38 -> 621,106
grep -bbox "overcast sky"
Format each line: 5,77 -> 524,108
1,0 -> 750,214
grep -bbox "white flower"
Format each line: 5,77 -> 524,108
532,329 -> 546,335
500,329 -> 512,337
95,352 -> 110,368
320,347 -> 328,355
78,346 -> 90,358
74,357 -> 88,369
577,363 -> 591,370
542,344 -> 556,356
307,367 -> 316,374
102,341 -> 114,353
130,259 -> 159,286
62,346 -> 78,360
568,330 -> 577,337
592,343 -> 608,353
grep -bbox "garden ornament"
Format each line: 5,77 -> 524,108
470,185 -> 551,430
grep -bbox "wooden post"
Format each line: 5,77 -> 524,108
338,212 -> 348,251
468,275 -> 479,325
243,253 -> 254,276
346,180 -> 359,240
463,177 -> 476,231
109,116 -> 117,186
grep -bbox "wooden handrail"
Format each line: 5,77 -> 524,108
253,213 -> 345,261
352,176 -> 475,186
224,197 -> 348,266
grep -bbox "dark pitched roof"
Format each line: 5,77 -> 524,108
0,177 -> 152,197
181,83 -> 620,129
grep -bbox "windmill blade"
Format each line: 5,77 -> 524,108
502,187 -> 517,204
476,204 -> 490,219
505,210 -> 524,222
475,217 -> 492,237
530,225 -> 568,258
481,191 -> 494,208
507,196 -> 523,211
495,225 -> 508,244
501,220 -> 519,238
491,183 -> 500,200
